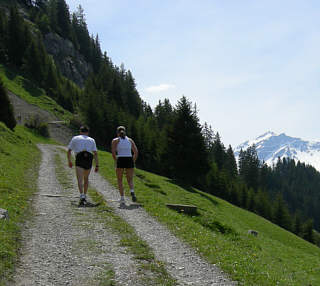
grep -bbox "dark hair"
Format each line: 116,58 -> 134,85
80,125 -> 89,133
117,126 -> 126,139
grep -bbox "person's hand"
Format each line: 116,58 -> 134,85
68,161 -> 73,168
95,166 -> 99,172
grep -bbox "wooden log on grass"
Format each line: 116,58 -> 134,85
166,204 -> 197,215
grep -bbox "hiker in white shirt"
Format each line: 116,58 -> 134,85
111,126 -> 138,207
67,126 -> 99,206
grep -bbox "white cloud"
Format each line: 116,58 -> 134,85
145,84 -> 175,93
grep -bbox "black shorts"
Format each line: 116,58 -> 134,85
76,151 -> 93,170
117,157 -> 134,168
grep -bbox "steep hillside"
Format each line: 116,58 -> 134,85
0,65 -> 74,144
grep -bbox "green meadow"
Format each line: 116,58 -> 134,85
97,150 -> 320,286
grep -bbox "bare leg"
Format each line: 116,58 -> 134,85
126,168 -> 134,190
76,167 -> 85,194
83,169 -> 91,195
116,168 -> 125,196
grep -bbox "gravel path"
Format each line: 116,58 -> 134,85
89,160 -> 237,285
12,144 -> 142,286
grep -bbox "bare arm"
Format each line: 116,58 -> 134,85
130,139 -> 138,162
67,149 -> 73,168
93,151 -> 99,172
111,138 -> 119,161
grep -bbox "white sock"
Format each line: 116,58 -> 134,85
120,196 -> 125,201
80,194 -> 85,199
130,189 -> 134,193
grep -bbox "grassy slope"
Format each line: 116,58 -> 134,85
97,151 -> 320,286
0,64 -> 72,122
0,123 -> 53,285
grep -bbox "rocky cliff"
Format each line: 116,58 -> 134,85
43,33 -> 92,87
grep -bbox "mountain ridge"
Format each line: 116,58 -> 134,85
235,131 -> 320,171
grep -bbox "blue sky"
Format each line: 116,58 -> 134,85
66,0 -> 320,147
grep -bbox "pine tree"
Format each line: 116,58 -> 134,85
273,194 -> 292,231
239,145 -> 260,190
154,99 -> 174,129
202,122 -> 214,152
0,78 -> 16,130
48,0 -> 58,32
210,132 -> 225,169
302,219 -> 314,243
0,9 -> 8,63
24,40 -> 41,81
71,5 -> 91,59
56,0 -> 71,39
224,145 -> 238,178
8,6 -> 26,66
165,96 -> 209,186
35,0 -> 47,10
293,213 -> 303,236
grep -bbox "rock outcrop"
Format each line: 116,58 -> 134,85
43,33 -> 92,87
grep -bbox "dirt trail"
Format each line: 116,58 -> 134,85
12,145 -> 142,286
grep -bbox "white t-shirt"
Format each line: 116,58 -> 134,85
68,135 -> 97,154
117,136 -> 132,157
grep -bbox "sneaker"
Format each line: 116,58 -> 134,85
78,198 -> 86,207
131,192 -> 137,202
120,198 -> 125,208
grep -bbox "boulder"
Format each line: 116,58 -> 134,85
248,229 -> 258,237
166,204 -> 197,215
0,208 -> 9,220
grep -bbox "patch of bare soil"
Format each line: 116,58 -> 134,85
7,91 -> 73,145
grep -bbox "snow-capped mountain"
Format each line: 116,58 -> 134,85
235,131 -> 320,172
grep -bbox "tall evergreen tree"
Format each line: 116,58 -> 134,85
224,145 -> 238,178
202,122 -> 214,151
302,219 -> 314,243
238,145 -> 260,190
56,0 -> 71,39
210,132 -> 225,169
8,6 -> 27,66
48,0 -> 57,30
273,194 -> 292,231
0,9 -> 8,62
165,96 -> 208,186
0,78 -> 16,130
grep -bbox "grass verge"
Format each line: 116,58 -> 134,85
0,123 -> 52,285
96,150 -> 320,286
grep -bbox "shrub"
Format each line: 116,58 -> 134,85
24,114 -> 49,137
69,114 -> 84,130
